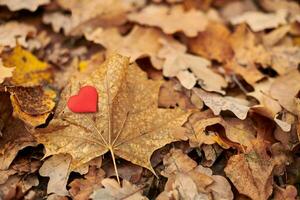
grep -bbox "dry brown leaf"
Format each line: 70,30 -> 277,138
262,25 -> 290,47
56,0 -> 145,35
158,79 -> 195,110
188,22 -> 234,62
0,94 -> 37,170
2,45 -> 52,87
8,86 -> 56,127
69,166 -> 105,200
273,185 -> 298,200
158,149 -> 233,200
43,12 -> 72,34
39,154 -> 72,196
90,178 -> 148,200
270,46 -> 300,75
0,21 -> 36,48
128,5 -> 208,37
193,88 -> 249,120
225,24 -> 271,84
160,40 -> 227,92
0,0 -> 49,11
270,69 -> 300,114
35,54 -> 191,178
85,26 -> 176,69
230,9 -> 287,32
225,140 -> 274,200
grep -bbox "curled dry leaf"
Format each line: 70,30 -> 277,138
2,45 -> 52,87
8,86 -> 56,127
0,21 -> 36,48
128,5 -> 208,37
90,178 -> 148,200
39,154 -> 72,196
0,0 -> 49,11
273,185 -> 298,200
85,26 -> 176,69
43,12 -> 73,34
230,9 -> 287,32
193,88 -> 249,120
35,54 -> 191,178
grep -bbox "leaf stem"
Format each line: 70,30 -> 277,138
109,146 -> 120,184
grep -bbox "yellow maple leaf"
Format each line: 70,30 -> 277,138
35,54 -> 191,182
2,45 -> 52,86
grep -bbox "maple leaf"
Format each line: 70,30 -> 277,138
35,54 -> 191,181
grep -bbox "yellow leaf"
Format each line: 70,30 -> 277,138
3,45 -> 52,86
35,54 -> 191,180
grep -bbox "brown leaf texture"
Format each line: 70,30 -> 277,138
128,5 -> 208,37
35,54 -> 191,177
0,0 -> 49,11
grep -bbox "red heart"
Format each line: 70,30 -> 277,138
67,86 -> 98,113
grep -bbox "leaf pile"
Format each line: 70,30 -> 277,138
0,0 -> 300,199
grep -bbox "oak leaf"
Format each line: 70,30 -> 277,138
188,23 -> 234,62
128,5 -> 208,37
230,9 -> 287,32
35,54 -> 191,179
193,88 -> 249,120
160,40 -> 227,92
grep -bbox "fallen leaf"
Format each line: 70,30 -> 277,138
262,25 -> 290,47
270,69 -> 300,114
230,9 -> 287,32
128,5 -> 208,37
2,45 -> 52,87
225,140 -> 274,200
56,0 -> 145,35
8,86 -> 56,127
43,12 -> 72,34
273,185 -> 298,200
160,40 -> 227,92
35,54 -> 191,178
0,60 -> 14,84
188,22 -> 234,62
193,88 -> 249,120
0,21 -> 36,48
158,149 -> 233,200
270,46 -> 300,75
0,0 -> 49,11
39,154 -> 72,196
226,24 -> 270,85
0,94 -> 37,170
85,26 -> 176,69
90,178 -> 148,200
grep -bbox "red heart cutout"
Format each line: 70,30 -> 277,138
67,86 -> 98,113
